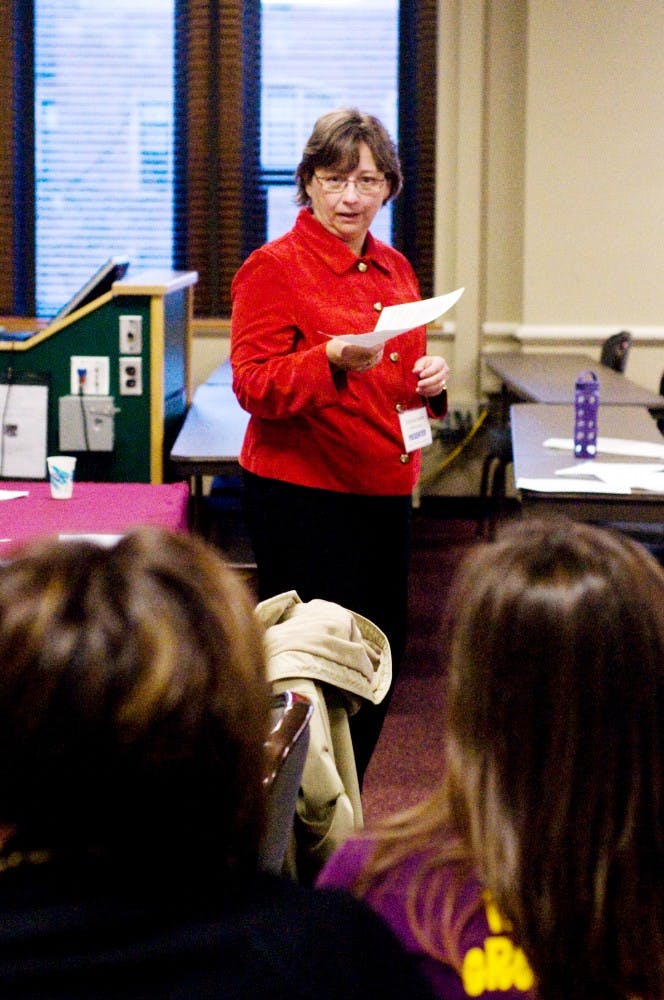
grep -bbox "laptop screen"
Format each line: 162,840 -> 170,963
1,256 -> 130,341
51,256 -> 130,324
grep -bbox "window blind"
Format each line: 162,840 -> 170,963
34,0 -> 175,319
261,0 -> 399,245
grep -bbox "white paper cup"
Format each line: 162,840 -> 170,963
47,456 -> 77,499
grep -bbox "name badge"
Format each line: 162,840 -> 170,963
398,407 -> 433,453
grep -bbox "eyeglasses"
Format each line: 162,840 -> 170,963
314,173 -> 387,196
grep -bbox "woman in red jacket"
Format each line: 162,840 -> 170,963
231,108 -> 450,784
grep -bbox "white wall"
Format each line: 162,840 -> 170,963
433,0 -> 664,406
522,0 -> 664,325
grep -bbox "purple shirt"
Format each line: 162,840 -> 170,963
318,837 -> 536,1000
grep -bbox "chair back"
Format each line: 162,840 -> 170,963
259,690 -> 313,875
600,330 -> 632,372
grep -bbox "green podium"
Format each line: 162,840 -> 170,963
0,269 -> 197,483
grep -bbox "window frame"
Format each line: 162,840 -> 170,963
1,0 -> 437,318
1,1 -> 36,316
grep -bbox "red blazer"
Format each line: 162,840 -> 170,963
231,209 -> 447,496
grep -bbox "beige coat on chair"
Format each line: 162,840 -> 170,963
255,591 -> 392,881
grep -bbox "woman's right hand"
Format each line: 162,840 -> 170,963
326,338 -> 383,373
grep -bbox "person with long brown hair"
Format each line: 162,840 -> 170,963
319,519 -> 664,1000
0,527 -> 436,998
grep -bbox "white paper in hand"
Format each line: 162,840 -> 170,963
321,287 -> 465,347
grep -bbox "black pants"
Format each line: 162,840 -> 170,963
242,470 -> 412,784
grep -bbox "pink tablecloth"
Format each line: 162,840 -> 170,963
0,480 -> 190,552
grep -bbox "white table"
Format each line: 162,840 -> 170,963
511,403 -> 664,523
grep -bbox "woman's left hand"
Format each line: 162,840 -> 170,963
412,355 -> 450,397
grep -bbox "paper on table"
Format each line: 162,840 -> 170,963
517,477 -> 632,495
59,534 -> 124,546
322,287 -> 465,347
544,437 -> 664,459
556,461 -> 664,493
0,490 -> 29,501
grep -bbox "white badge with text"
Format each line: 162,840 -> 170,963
398,407 -> 433,453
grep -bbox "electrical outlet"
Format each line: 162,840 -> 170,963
119,315 -> 142,354
70,355 -> 110,395
59,395 -> 117,451
119,356 -> 142,396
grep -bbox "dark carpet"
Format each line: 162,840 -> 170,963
362,512 -> 480,823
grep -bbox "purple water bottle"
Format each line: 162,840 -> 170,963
574,370 -> 600,458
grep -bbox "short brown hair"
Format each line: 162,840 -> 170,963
295,107 -> 402,206
0,527 -> 270,885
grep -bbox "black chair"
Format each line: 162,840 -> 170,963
600,330 -> 632,372
476,423 -> 513,539
477,331 -> 634,539
656,369 -> 664,436
259,690 -> 313,876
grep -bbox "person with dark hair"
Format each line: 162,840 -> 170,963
319,519 -> 664,1000
0,527 -> 436,999
231,107 -> 450,783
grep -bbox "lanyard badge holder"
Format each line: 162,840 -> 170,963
574,370 -> 599,458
